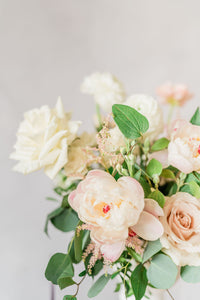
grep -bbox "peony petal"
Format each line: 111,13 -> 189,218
149,149 -> 169,169
144,198 -> 164,217
168,141 -> 194,174
100,241 -> 125,262
132,211 -> 164,241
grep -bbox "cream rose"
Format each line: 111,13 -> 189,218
81,72 -> 126,112
124,94 -> 164,141
10,98 -> 81,179
64,132 -> 96,178
160,192 -> 200,266
168,120 -> 200,173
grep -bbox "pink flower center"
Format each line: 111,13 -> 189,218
198,145 -> 200,155
187,137 -> 200,157
128,229 -> 136,237
103,205 -> 111,214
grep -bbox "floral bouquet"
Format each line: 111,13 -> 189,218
10,73 -> 200,300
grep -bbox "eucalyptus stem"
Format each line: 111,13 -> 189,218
166,289 -> 175,300
73,274 -> 87,297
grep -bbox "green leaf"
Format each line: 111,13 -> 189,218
168,182 -> 178,196
79,270 -> 87,277
82,230 -> 91,251
146,159 -> 162,177
133,170 -> 142,181
147,253 -> 178,289
45,253 -> 74,285
58,277 -> 75,290
54,187 -> 64,195
46,197 -> 59,202
114,283 -> 121,293
190,107 -> 200,126
151,138 -> 169,152
44,207 -> 64,235
187,181 -> 200,198
74,225 -> 83,263
161,169 -> 176,179
143,239 -> 162,263
139,176 -> 151,198
112,104 -> 149,139
51,208 -> 79,232
185,173 -> 200,184
63,296 -> 77,300
88,274 -> 111,298
148,190 -> 165,208
181,265 -> 200,283
131,264 -> 148,300
61,195 -> 70,208
92,260 -> 104,277
127,248 -> 142,263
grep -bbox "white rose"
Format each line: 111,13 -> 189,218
10,98 -> 81,179
160,192 -> 200,266
64,132 -> 96,178
124,94 -> 164,141
81,72 -> 126,112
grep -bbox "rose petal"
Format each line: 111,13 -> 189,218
131,211 -> 164,241
68,190 -> 79,211
100,241 -> 125,262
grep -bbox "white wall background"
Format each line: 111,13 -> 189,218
1,0 -> 200,299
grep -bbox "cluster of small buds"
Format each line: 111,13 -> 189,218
116,163 -> 129,176
125,235 -> 144,256
96,120 -> 124,169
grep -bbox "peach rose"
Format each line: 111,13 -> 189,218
69,170 -> 163,261
157,82 -> 193,106
168,120 -> 200,173
160,192 -> 200,266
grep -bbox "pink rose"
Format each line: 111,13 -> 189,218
160,192 -> 200,266
69,170 -> 163,262
168,120 -> 200,173
157,82 -> 193,106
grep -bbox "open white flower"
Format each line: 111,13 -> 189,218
64,132 -> 96,178
81,72 -> 126,112
125,94 -> 164,141
10,98 -> 81,179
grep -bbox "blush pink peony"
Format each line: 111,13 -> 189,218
69,170 -> 164,262
160,192 -> 200,266
157,82 -> 193,106
168,120 -> 200,173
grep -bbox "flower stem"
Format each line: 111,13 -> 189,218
96,103 -> 103,130
73,274 -> 87,297
167,104 -> 175,125
166,289 -> 175,300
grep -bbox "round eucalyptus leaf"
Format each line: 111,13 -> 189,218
181,265 -> 200,283
147,253 -> 178,289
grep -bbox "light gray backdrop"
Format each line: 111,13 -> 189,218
1,0 -> 200,299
